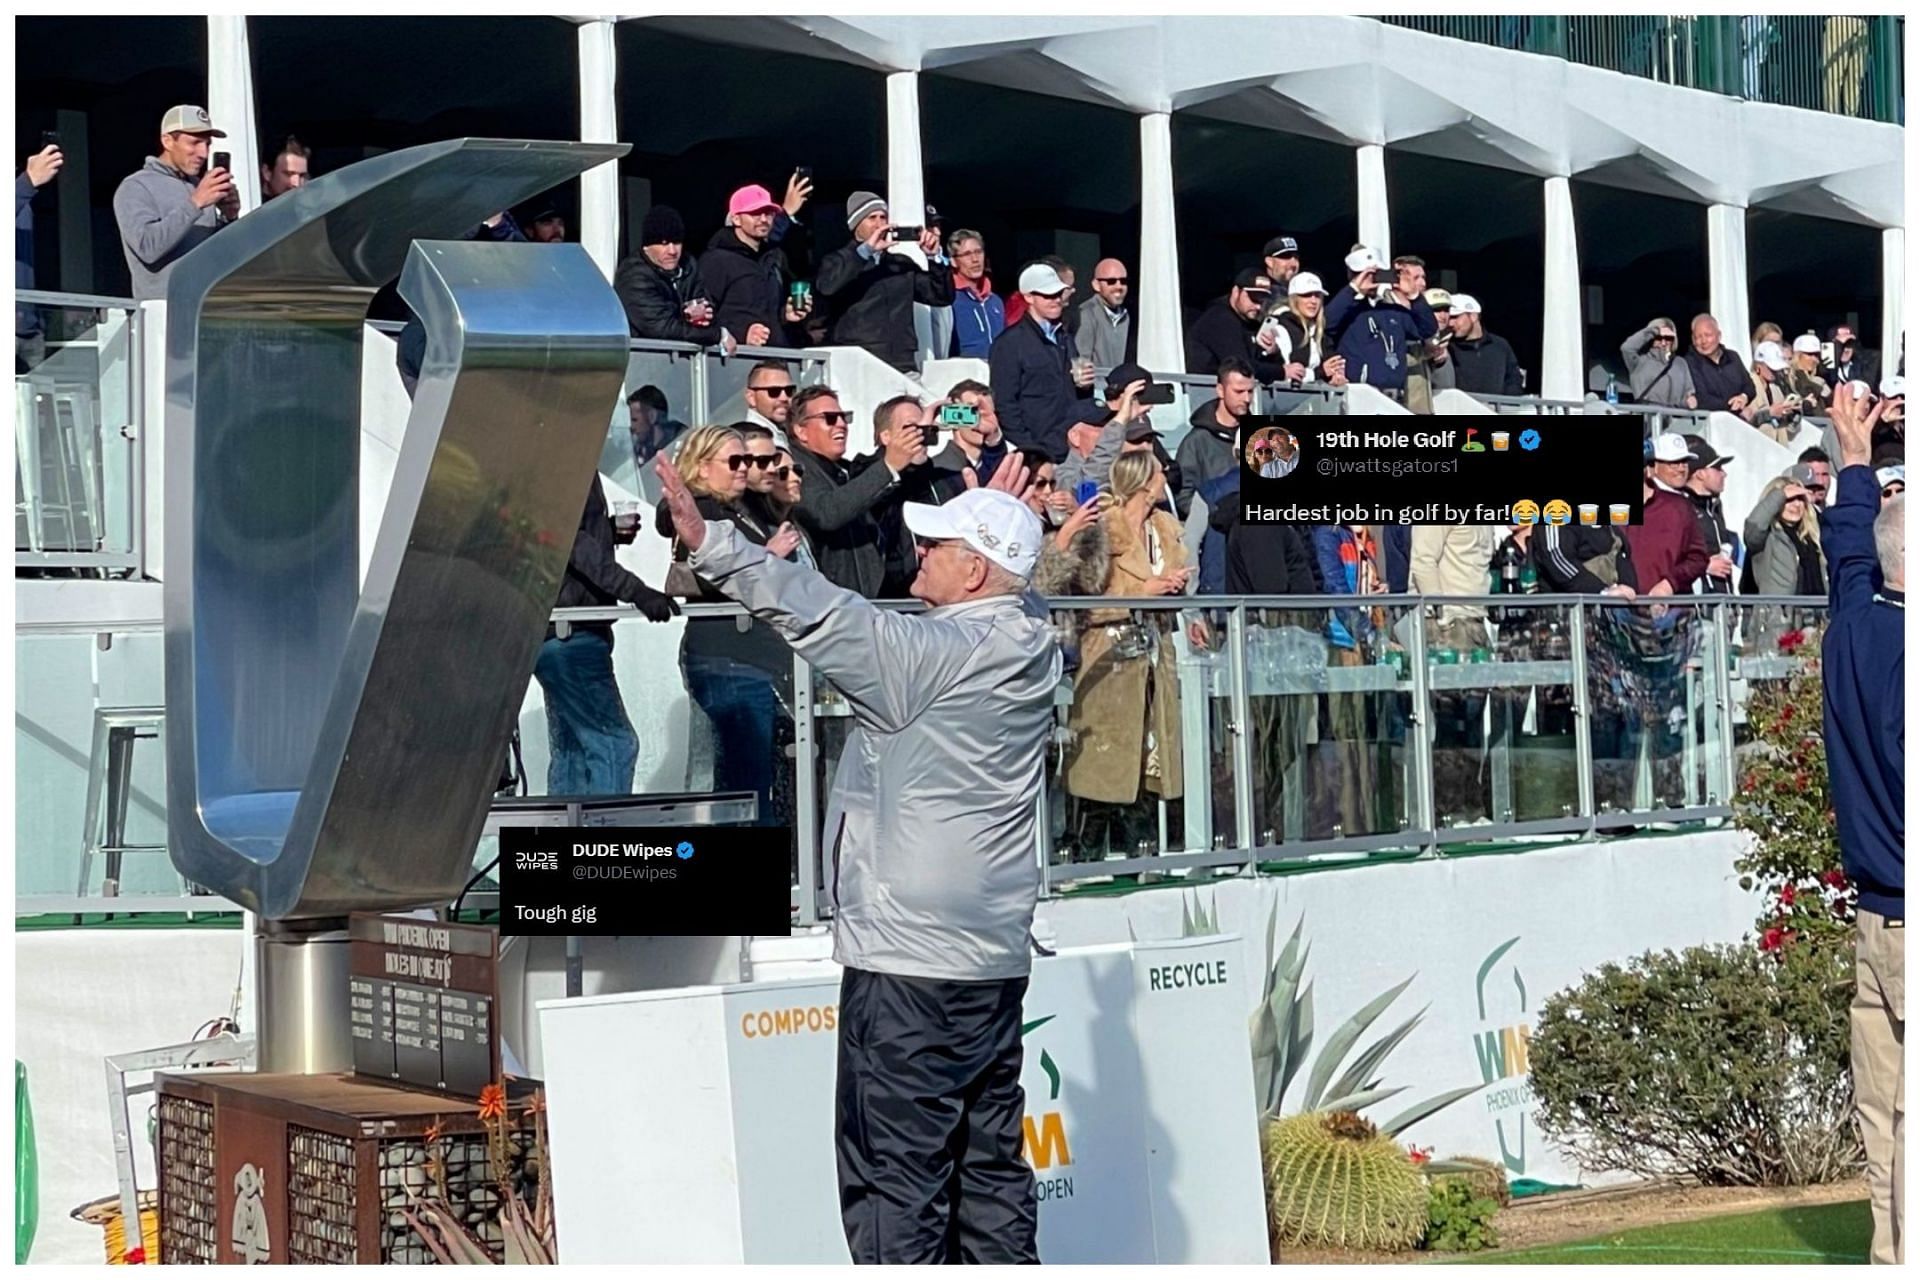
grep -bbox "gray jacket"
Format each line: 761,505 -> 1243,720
690,522 -> 1063,981
1076,296 -> 1131,370
1742,485 -> 1824,596
113,156 -> 228,301
1620,325 -> 1697,408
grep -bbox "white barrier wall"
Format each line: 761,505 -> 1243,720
537,937 -> 1268,1264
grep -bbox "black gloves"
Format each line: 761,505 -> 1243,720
631,583 -> 681,623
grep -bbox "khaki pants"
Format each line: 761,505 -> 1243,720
1854,909 -> 1904,1265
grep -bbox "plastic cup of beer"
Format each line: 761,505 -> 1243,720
1609,503 -> 1631,526
1491,431 -> 1511,451
1578,503 -> 1599,526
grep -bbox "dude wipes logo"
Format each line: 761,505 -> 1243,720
1471,937 -> 1532,1176
1019,1015 -> 1074,1203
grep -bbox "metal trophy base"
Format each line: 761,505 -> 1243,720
255,919 -> 353,1074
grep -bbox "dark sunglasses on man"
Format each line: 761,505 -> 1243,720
803,410 -> 852,426
752,383 -> 796,398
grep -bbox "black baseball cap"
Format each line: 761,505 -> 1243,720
1124,419 -> 1161,444
1105,361 -> 1152,397
1233,267 -> 1274,296
1682,434 -> 1733,471
1263,236 -> 1300,259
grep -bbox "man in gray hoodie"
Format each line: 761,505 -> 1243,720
1620,316 -> 1698,409
112,104 -> 238,301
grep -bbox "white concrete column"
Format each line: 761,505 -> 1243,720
1357,143 -> 1390,260
1540,176 -> 1584,401
884,71 -> 937,363
578,19 -> 620,280
206,16 -> 261,213
1706,203 -> 1750,358
1137,111 -> 1184,374
1882,226 -> 1903,375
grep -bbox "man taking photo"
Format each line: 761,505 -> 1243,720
654,450 -> 1061,1265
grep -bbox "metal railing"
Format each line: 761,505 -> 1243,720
14,291 -> 143,575
15,593 -> 1829,919
1380,14 -> 1903,123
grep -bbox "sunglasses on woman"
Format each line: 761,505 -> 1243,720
723,454 -> 752,471
773,464 -> 804,480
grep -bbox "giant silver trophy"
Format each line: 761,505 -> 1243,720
163,139 -> 631,1072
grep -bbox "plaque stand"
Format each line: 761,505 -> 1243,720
255,919 -> 354,1074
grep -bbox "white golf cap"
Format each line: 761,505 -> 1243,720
1017,263 -> 1069,296
902,489 -> 1044,580
1343,246 -> 1385,273
1880,374 -> 1905,398
1650,432 -> 1692,463
1288,272 -> 1327,297
1449,293 -> 1482,316
1876,464 -> 1905,489
1755,341 -> 1789,371
1792,333 -> 1822,355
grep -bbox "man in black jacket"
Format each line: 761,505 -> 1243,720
1682,435 -> 1738,594
988,262 -> 1107,463
1681,314 -> 1753,414
1822,323 -> 1881,391
786,385 -> 926,597
816,191 -> 955,372
1445,295 -> 1524,397
703,184 -> 809,348
1185,268 -> 1289,382
613,205 -> 730,349
1531,518 -> 1640,595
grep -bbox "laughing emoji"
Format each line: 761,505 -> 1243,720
1512,499 -> 1540,525
1543,499 -> 1573,526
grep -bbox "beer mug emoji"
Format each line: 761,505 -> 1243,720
1511,499 -> 1540,525
1491,431 -> 1511,451
1609,503 -> 1631,526
1543,499 -> 1573,526
1578,503 -> 1599,526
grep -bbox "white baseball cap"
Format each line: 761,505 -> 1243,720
1017,263 -> 1069,296
1288,272 -> 1327,297
902,489 -> 1044,580
1876,464 -> 1905,489
1791,333 -> 1822,356
1880,374 -> 1905,398
1755,341 -> 1789,371
1343,246 -> 1385,274
1449,293 -> 1482,316
1650,432 -> 1692,463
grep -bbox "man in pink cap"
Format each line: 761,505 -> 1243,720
703,181 -> 810,348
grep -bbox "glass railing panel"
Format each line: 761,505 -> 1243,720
15,296 -> 139,569
1584,596 -> 1727,816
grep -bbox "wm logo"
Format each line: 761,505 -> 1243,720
1020,1016 -> 1071,1170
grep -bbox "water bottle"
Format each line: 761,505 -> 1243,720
1605,374 -> 1619,406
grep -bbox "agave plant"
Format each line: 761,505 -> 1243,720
1246,903 -> 1479,1136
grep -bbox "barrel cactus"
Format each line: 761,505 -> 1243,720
1262,1110 -> 1429,1253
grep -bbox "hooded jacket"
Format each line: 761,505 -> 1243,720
1687,487 -> 1737,595
987,313 -> 1106,463
1323,284 -> 1439,392
689,522 -> 1063,980
613,252 -> 723,346
948,275 -> 1006,359
1184,297 -> 1288,383
112,155 -> 229,301
1819,464 -> 1904,919
815,240 -> 956,371
1448,330 -> 1525,396
1620,325 -> 1697,407
702,226 -> 793,345
1172,398 -> 1242,519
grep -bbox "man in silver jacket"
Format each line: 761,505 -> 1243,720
655,451 -> 1062,1264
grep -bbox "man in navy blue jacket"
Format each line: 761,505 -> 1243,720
1323,248 -> 1438,397
988,262 -> 1107,463
1820,386 -> 1905,1265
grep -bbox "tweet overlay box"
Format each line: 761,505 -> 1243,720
1238,415 -> 1647,526
498,826 -> 790,934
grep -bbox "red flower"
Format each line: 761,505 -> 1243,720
1823,869 -> 1849,890
1407,1144 -> 1432,1165
1760,927 -> 1786,952
1741,772 -> 1758,791
1794,772 -> 1809,792
477,1082 -> 508,1122
1777,629 -> 1806,653
1779,884 -> 1797,907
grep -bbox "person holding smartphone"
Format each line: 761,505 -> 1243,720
17,134 -> 63,371
111,104 -> 240,301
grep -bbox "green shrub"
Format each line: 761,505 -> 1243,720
1530,943 -> 1860,1187
1261,1110 -> 1429,1253
1427,1153 -> 1510,1208
1422,1177 -> 1499,1252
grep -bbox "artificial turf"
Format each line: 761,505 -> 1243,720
1468,1198 -> 1870,1265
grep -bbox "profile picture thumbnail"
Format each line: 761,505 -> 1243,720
1247,427 -> 1300,479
